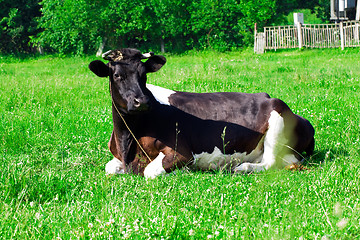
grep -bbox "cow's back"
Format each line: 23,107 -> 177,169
167,91 -> 272,133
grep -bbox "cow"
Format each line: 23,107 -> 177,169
89,48 -> 315,178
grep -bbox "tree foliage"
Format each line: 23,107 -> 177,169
0,0 -> 41,53
1,0 -> 328,54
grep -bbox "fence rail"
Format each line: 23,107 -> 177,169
254,21 -> 360,53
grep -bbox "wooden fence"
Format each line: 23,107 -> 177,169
254,21 -> 360,53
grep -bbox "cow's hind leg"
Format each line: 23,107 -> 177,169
234,110 -> 300,173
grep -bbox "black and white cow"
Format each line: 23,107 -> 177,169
89,48 -> 315,178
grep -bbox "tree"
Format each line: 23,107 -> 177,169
0,0 -> 41,54
147,0 -> 192,52
33,0 -> 328,54
35,0 -> 106,55
313,0 -> 330,23
190,0 -> 280,50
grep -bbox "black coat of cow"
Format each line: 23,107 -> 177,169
89,48 -> 315,177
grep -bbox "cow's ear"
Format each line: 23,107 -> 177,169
89,60 -> 110,77
144,55 -> 166,73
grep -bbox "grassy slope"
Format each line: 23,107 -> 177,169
0,48 -> 359,239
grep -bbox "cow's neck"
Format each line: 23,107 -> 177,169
111,106 -> 140,165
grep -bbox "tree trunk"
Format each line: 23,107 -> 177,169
38,45 -> 44,55
96,38 -> 107,57
160,38 -> 165,53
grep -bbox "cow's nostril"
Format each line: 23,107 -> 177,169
134,98 -> 141,108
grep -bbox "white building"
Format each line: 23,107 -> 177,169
330,0 -> 359,21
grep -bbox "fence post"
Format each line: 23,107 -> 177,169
340,21 -> 345,50
296,23 -> 303,49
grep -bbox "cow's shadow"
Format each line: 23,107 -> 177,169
302,147 -> 350,167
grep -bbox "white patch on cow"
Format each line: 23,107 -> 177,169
105,157 -> 125,175
146,84 -> 175,106
144,152 -> 166,179
192,139 -> 264,172
234,110 -> 300,173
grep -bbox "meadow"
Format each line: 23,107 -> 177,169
0,48 -> 359,239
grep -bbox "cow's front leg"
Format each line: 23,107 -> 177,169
105,157 -> 125,175
143,152 -> 166,179
144,147 -> 188,179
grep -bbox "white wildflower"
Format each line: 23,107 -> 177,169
336,218 -> 349,230
334,202 -> 343,217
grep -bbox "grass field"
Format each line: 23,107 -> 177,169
0,48 -> 359,239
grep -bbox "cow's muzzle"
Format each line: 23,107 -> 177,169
129,95 -> 150,112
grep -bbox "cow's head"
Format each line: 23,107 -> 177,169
89,48 -> 166,114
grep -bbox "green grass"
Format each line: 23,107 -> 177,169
1,48 -> 359,239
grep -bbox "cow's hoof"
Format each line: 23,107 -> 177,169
144,153 -> 166,179
105,158 -> 125,175
234,162 -> 252,173
234,162 -> 265,174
